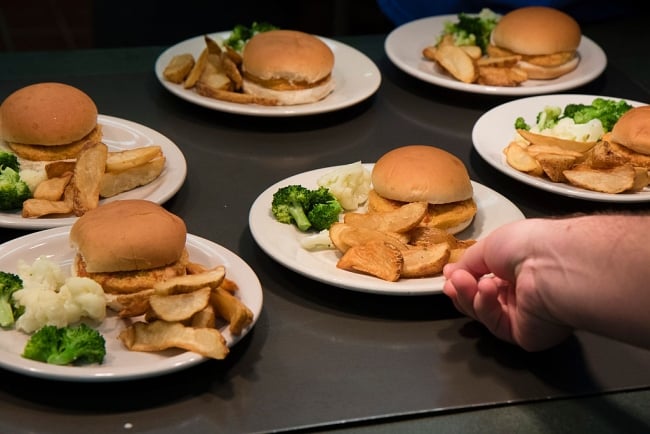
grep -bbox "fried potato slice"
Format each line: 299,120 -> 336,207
210,287 -> 254,336
408,226 -> 456,248
184,47 -> 208,89
191,304 -> 217,329
99,155 -> 165,198
106,146 -> 163,173
45,160 -> 76,178
631,167 -> 650,192
329,222 -> 408,253
400,244 -> 450,278
460,45 -> 482,60
119,320 -> 229,359
343,201 -> 427,233
110,289 -> 155,317
535,152 -> 577,182
21,198 -> 73,218
517,129 -> 596,153
433,44 -> 478,83
153,267 -> 226,295
504,142 -> 543,176
149,286 -> 212,322
71,141 -> 108,216
422,45 -> 437,61
163,53 -> 195,84
477,66 -> 528,87
220,52 -> 243,90
337,240 -> 403,282
33,172 -> 72,201
564,164 -> 636,193
476,55 -> 521,67
204,35 -> 223,55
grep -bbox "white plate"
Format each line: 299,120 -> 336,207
385,15 -> 607,96
249,164 -> 524,295
155,32 -> 381,116
473,94 -> 649,202
0,227 -> 262,381
0,115 -> 187,230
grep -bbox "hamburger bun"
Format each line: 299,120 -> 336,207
370,145 -> 476,234
1,82 -> 101,160
242,30 -> 335,105
70,199 -> 188,293
610,106 -> 650,156
489,7 -> 581,80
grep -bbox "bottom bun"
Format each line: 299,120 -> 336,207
445,216 -> 474,235
517,56 -> 580,80
242,78 -> 335,106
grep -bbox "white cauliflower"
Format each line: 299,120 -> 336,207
300,229 -> 335,251
317,161 -> 371,211
13,256 -> 106,333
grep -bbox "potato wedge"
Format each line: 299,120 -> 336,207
564,164 -> 636,193
210,287 -> 254,336
329,222 -> 408,253
106,146 -> 163,173
343,201 -> 427,233
99,156 -> 165,198
153,267 -> 226,295
400,244 -> 450,278
149,286 -> 212,322
21,198 -> 73,218
433,44 -> 478,83
72,141 -> 108,216
504,142 -> 543,176
337,240 -> 403,282
33,172 -> 72,201
163,53 -> 195,84
535,152 -> 577,182
119,320 -> 229,359
184,47 -> 208,89
517,129 -> 596,153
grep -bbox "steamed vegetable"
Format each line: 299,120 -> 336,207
439,8 -> 501,53
22,323 -> 106,365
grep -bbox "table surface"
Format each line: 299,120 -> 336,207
1,14 -> 649,434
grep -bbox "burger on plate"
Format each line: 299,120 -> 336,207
369,145 -> 477,234
0,82 -> 102,161
605,105 -> 650,168
488,6 -> 581,80
241,29 -> 335,105
70,199 -> 189,295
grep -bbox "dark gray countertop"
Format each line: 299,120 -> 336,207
0,15 -> 649,434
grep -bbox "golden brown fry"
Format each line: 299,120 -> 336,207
191,304 -> 217,328
106,146 -> 163,172
33,172 -> 72,201
210,287 -> 254,336
329,222 -> 408,253
336,240 -> 403,282
153,267 -> 226,295
184,48 -> 208,89
476,55 -> 521,67
517,129 -> 596,153
149,286 -> 212,322
220,52 -> 243,90
433,44 -> 478,83
631,167 -> 650,192
504,142 -> 543,176
110,289 -> 154,318
196,86 -> 278,105
477,66 -> 528,87
400,244 -> 450,278
203,35 -> 223,55
163,53 -> 195,84
422,45 -> 437,61
71,141 -> 108,216
224,45 -> 243,66
535,152 -> 577,182
21,198 -> 73,218
343,201 -> 427,233
564,164 -> 636,193
408,226 -> 456,248
118,320 -> 229,359
459,45 -> 482,60
45,160 -> 76,179
99,156 -> 165,198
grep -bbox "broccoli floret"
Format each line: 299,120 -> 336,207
272,185 -> 343,232
224,21 -> 279,52
0,271 -> 24,328
514,117 -> 530,131
441,8 -> 500,53
307,187 -> 343,231
0,151 -> 20,172
535,105 -> 563,130
22,323 -> 106,366
563,98 -> 632,131
272,184 -> 313,231
0,167 -> 32,210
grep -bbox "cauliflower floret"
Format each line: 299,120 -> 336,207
13,257 -> 106,333
317,161 -> 371,211
300,229 -> 335,251
533,118 -> 605,142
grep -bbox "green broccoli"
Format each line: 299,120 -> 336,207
272,184 -> 313,231
307,187 -> 343,231
224,21 -> 279,52
22,323 -> 106,366
271,184 -> 343,232
563,98 -> 632,131
0,166 -> 32,210
0,271 -> 24,328
441,8 -> 500,53
0,151 -> 20,172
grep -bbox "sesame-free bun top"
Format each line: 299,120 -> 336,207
242,30 -> 334,84
1,82 -> 97,146
70,200 -> 187,273
491,6 -> 581,56
371,145 -> 473,204
611,106 -> 650,155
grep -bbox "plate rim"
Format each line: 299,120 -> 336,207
0,114 -> 187,230
154,31 -> 382,117
249,163 -> 525,295
472,93 -> 650,202
384,14 -> 607,96
0,227 -> 262,382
